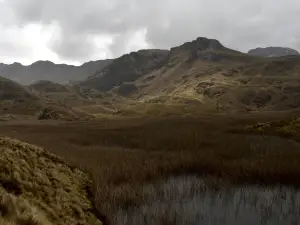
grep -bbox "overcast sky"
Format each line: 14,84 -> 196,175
1,0 -> 300,65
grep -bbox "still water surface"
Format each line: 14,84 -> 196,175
116,176 -> 300,225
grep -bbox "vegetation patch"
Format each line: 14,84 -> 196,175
38,106 -> 93,121
245,117 -> 300,136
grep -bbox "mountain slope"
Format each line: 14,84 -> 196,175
0,59 -> 112,85
248,47 -> 300,58
0,76 -> 37,101
0,77 -> 91,120
29,80 -> 69,93
120,38 -> 257,100
79,49 -> 169,91
29,80 -> 94,107
133,54 -> 300,112
0,76 -> 44,117
81,37 -> 300,113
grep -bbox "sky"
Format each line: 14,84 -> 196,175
0,0 -> 300,65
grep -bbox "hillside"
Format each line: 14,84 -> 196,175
29,80 -> 93,107
0,77 -> 93,121
29,80 -> 69,93
0,59 -> 112,85
0,76 -> 43,117
248,47 -> 300,57
79,49 -> 169,91
133,54 -> 300,112
0,137 -> 102,225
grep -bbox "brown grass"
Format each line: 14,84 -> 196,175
1,112 -> 300,224
0,137 -> 102,225
0,192 -> 52,225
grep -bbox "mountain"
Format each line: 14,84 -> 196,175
79,49 -> 169,91
248,47 -> 300,58
134,42 -> 300,112
0,59 -> 112,85
77,37 -> 300,114
168,37 -> 248,62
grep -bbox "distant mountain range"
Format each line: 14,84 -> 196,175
0,59 -> 112,85
248,47 -> 299,58
0,44 -> 299,87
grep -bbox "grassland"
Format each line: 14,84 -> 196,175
1,111 -> 300,224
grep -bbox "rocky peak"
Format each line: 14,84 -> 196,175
168,37 -> 229,62
171,37 -> 225,53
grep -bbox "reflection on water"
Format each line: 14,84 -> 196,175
115,176 -> 300,225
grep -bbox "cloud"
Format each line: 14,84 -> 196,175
1,0 -> 300,64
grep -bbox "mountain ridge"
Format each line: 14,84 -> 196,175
3,36 -> 300,114
248,47 -> 300,58
75,37 -> 300,113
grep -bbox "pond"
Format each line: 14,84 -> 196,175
115,176 -> 300,225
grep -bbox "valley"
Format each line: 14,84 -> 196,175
1,36 -> 300,225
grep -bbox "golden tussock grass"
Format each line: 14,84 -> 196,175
0,191 -> 51,225
0,137 -> 102,225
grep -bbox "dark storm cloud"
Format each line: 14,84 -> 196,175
2,0 -> 300,61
